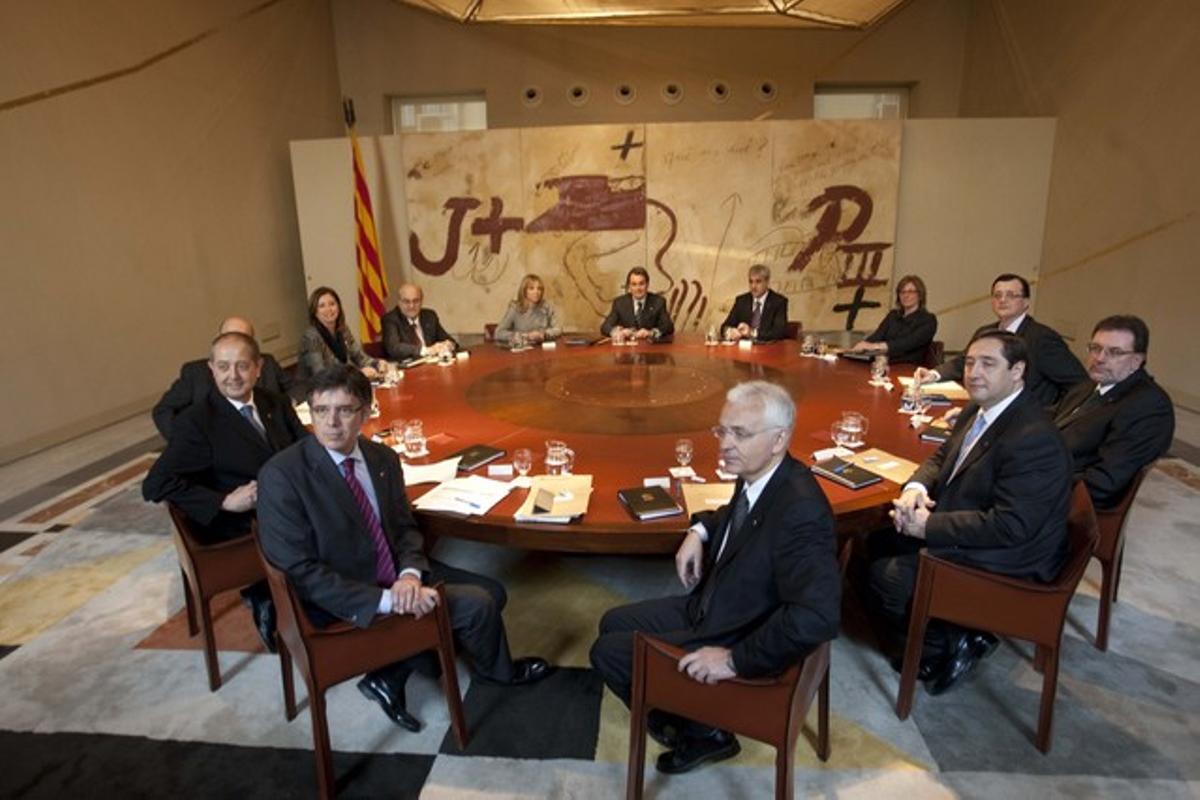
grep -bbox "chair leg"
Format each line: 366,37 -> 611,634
817,667 -> 831,762
626,707 -> 647,800
1112,543 -> 1125,603
199,597 -> 222,692
1035,644 -> 1061,754
279,640 -> 297,721
775,745 -> 795,800
437,645 -> 469,750
1033,644 -> 1047,674
1095,557 -> 1116,652
309,689 -> 336,800
181,569 -> 198,636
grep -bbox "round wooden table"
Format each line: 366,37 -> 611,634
368,336 -> 947,554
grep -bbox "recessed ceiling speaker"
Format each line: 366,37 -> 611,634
567,84 -> 590,107
708,80 -> 731,104
614,83 -> 637,105
521,85 -> 543,108
661,82 -> 683,105
755,80 -> 777,102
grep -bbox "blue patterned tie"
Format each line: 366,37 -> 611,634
341,458 -> 397,586
239,404 -> 267,441
950,412 -> 988,480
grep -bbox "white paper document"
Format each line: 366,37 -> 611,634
413,474 -> 511,516
401,457 -> 462,485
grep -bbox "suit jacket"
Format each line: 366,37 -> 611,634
600,292 -> 674,339
142,386 -> 306,542
864,308 -> 937,364
1053,368 -> 1174,509
152,355 -> 293,439
257,436 -> 429,628
683,454 -> 841,679
937,316 -> 1086,407
382,307 -> 459,361
721,290 -> 789,342
298,324 -> 378,384
911,389 -> 1072,582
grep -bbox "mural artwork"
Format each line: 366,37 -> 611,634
402,120 -> 901,336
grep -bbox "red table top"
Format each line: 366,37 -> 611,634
368,336 -> 950,554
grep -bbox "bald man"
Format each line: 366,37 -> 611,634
152,317 -> 294,439
382,284 -> 459,361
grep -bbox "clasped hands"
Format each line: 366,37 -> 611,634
388,574 -> 439,618
672,530 -> 737,683
611,325 -> 655,341
891,486 -> 935,539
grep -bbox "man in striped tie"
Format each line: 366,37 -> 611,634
864,330 -> 1072,695
257,365 -> 551,733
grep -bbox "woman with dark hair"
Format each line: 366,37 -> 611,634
847,274 -> 938,364
494,273 -> 561,345
298,286 -> 383,381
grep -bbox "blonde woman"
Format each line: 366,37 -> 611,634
495,274 -> 562,344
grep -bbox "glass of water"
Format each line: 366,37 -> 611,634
512,448 -> 533,477
403,420 -> 426,457
674,438 -> 694,468
871,355 -> 889,382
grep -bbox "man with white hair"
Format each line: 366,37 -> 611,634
589,381 -> 841,775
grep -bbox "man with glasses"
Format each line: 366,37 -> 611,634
589,381 -> 840,775
914,273 -> 1085,406
1053,315 -> 1174,509
257,365 -> 550,733
143,331 -> 307,651
382,283 -> 459,361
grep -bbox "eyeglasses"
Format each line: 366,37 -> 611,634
711,425 -> 782,442
310,404 -> 363,421
991,291 -> 1026,301
1086,344 -> 1137,358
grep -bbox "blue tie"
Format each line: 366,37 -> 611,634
950,411 -> 987,480
239,404 -> 267,441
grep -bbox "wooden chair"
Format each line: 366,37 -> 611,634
923,340 -> 944,368
256,540 -> 469,799
895,481 -> 1098,753
361,340 -> 386,359
166,503 -> 264,692
627,635 -> 831,800
484,323 -> 497,342
1090,465 -> 1152,651
784,321 -> 803,340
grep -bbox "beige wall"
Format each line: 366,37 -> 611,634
0,0 -> 344,462
960,0 -> 1200,408
330,0 -> 970,133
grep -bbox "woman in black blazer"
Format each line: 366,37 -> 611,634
848,274 -> 937,364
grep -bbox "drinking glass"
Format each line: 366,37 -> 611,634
801,334 -> 817,355
830,421 -> 850,448
403,420 -> 426,457
871,355 -> 889,382
705,325 -> 718,345
840,412 -> 868,447
612,327 -> 625,346
513,331 -> 527,350
389,418 -> 407,446
674,438 -> 694,468
513,448 -> 533,477
544,440 -> 575,475
901,382 -> 926,413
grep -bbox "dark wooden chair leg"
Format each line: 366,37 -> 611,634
626,706 -> 647,800
1112,544 -> 1125,603
181,570 -> 198,636
199,599 -> 221,692
309,690 -> 336,800
817,668 -> 831,761
1036,645 -> 1060,754
279,640 -> 297,720
437,645 -> 468,750
1096,559 -> 1116,652
775,744 -> 794,800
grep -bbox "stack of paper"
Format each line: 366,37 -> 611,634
681,482 -> 736,516
413,474 -> 512,516
514,475 -> 593,523
897,376 -> 968,400
401,457 -> 461,486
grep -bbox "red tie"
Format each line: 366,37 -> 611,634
341,458 -> 397,586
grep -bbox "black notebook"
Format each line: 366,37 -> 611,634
617,485 -> 684,521
811,457 -> 883,490
448,444 -> 506,471
920,425 -> 953,444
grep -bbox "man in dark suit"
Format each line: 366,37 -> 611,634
914,274 -> 1086,407
257,365 -> 550,732
152,317 -> 294,439
143,331 -> 307,650
600,266 -> 675,341
867,330 -> 1072,695
382,283 -> 459,361
590,381 -> 840,775
720,264 -> 789,342
1054,315 -> 1174,509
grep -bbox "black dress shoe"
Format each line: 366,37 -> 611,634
888,653 -> 941,682
357,674 -> 423,732
248,596 -> 277,653
655,729 -> 740,775
646,710 -> 683,749
926,634 -> 981,697
508,656 -> 552,686
969,631 -> 1000,660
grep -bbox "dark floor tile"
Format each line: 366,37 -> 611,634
0,531 -> 37,553
440,666 -> 603,759
0,730 -> 434,800
44,524 -> 71,533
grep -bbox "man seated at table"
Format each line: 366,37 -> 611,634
600,266 -> 675,342
866,330 -> 1072,695
143,331 -> 307,650
914,273 -> 1085,407
257,365 -> 551,732
721,264 -> 789,342
589,381 -> 840,775
152,316 -> 294,439
382,283 -> 459,361
1053,314 -> 1174,509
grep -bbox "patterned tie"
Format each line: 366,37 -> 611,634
411,319 -> 426,348
699,490 -> 750,618
341,458 -> 397,586
949,411 -> 988,481
750,299 -> 763,331
239,404 -> 267,441
634,300 -> 643,326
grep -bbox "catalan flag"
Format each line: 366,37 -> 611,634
345,99 -> 389,343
